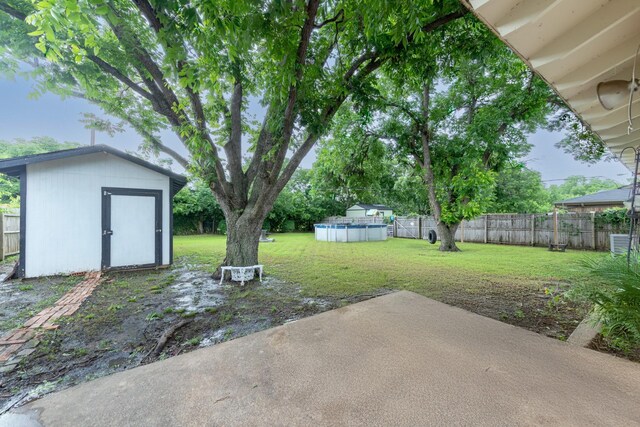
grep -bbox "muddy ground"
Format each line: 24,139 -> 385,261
0,257 -> 387,412
0,257 -> 620,414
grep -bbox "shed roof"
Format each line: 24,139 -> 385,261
555,186 -> 631,206
348,203 -> 393,211
0,145 -> 187,192
461,0 -> 640,171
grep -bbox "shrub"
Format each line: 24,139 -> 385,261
567,255 -> 640,353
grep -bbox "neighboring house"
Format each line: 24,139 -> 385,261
555,186 -> 631,213
346,203 -> 393,218
0,145 -> 187,278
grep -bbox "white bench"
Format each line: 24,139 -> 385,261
219,265 -> 264,286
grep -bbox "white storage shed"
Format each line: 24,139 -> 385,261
345,203 -> 393,218
0,145 -> 187,278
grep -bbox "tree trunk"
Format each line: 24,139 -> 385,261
223,213 -> 263,267
197,220 -> 204,235
437,222 -> 460,252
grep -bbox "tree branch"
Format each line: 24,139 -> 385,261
314,8 -> 344,29
224,81 -> 246,198
0,1 -> 27,20
86,55 -> 155,101
125,0 -> 231,195
137,129 -> 190,169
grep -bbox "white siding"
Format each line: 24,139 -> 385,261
345,208 -> 366,218
25,153 -> 171,277
346,208 -> 393,217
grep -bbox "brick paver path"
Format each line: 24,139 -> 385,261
0,271 -> 102,373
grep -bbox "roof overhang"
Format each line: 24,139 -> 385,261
461,0 -> 640,170
0,145 -> 188,192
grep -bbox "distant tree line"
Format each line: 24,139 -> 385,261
174,155 -> 624,235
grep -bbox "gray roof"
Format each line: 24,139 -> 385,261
347,203 -> 393,211
555,186 -> 632,206
0,144 -> 187,194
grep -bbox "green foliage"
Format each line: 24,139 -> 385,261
145,312 -> 163,322
0,0 -> 472,264
79,113 -> 124,137
488,163 -> 550,213
547,176 -> 621,205
568,256 -> 640,353
0,137 -> 81,204
594,209 -> 630,228
311,105 -> 429,216
173,179 -> 223,234
549,113 -> 607,163
216,220 -> 227,235
311,107 -> 393,209
267,169 -> 340,231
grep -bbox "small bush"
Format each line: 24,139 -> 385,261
567,255 -> 640,353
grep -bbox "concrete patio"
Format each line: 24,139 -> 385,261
4,291 -> 640,426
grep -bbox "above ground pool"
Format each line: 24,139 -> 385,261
314,224 -> 388,242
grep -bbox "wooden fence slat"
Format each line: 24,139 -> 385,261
0,213 -> 4,260
0,212 -> 20,260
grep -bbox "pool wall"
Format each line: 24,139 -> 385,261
314,224 -> 388,242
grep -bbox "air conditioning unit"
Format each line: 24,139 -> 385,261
610,234 -> 633,255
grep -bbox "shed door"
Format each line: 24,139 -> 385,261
102,188 -> 162,269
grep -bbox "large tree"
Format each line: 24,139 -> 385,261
0,0 -> 466,266
311,105 -> 429,215
335,19 -> 564,251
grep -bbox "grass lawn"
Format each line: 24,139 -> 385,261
0,233 -> 615,407
175,233 -> 606,299
176,232 -> 608,341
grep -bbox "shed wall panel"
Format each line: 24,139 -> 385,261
25,153 -> 170,277
345,209 -> 366,218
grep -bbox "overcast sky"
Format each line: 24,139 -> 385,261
0,75 -> 631,186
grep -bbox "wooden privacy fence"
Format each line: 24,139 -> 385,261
0,213 -> 19,260
394,214 -> 628,251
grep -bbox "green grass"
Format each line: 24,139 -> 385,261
174,233 -> 607,298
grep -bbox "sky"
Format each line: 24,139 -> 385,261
0,75 -> 632,186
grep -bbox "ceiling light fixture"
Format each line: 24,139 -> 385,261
596,44 -> 640,134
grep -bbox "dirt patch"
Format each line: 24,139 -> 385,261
438,281 -> 589,341
588,334 -> 640,363
0,258 -> 387,412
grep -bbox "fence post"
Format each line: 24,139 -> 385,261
393,219 -> 397,237
0,214 -> 4,261
484,215 -> 488,244
591,212 -> 596,250
530,214 -> 535,246
461,221 -> 465,243
418,216 -> 422,240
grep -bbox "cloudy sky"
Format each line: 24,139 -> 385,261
0,74 -> 631,185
